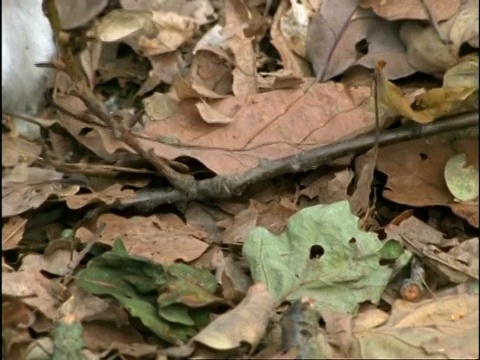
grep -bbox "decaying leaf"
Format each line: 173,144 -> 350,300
307,1 -> 415,80
375,60 -> 434,123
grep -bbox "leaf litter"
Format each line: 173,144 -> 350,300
1,0 -> 479,359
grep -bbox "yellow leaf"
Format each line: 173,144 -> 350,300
375,61 -> 434,124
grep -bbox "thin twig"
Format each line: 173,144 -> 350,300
85,112 -> 478,215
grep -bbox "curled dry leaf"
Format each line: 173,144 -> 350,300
279,0 -> 314,58
375,61 -> 434,123
192,283 -> 274,350
224,0 -> 258,95
196,101 -> 234,125
97,9 -> 198,55
270,0 -> 313,78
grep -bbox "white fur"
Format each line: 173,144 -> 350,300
2,0 -> 55,139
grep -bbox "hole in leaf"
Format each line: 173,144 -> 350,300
355,39 -> 369,59
310,245 -> 324,259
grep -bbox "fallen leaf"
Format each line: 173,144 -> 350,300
375,60 -> 434,123
307,1 -> 415,80
243,200 -> 398,313
192,283 -> 274,350
75,213 -> 209,264
360,0 -> 460,22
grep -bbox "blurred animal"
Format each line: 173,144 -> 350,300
2,0 -> 55,139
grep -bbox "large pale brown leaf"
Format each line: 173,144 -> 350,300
306,0 -> 415,81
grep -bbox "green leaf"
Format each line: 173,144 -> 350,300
76,252 -> 184,343
379,239 -> 404,260
444,153 -> 479,202
112,238 -> 128,255
120,296 -> 192,344
52,318 -> 83,360
243,200 -> 395,315
76,250 -> 219,344
158,304 -> 195,326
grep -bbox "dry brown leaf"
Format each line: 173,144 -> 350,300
307,1 -> 415,81
1,134 -> 42,168
257,69 -> 304,91
352,306 -> 389,332
64,183 -> 135,210
299,168 -> 353,204
400,22 -> 458,76
309,293 -> 479,358
349,149 -> 376,217
400,0 -> 479,76
83,321 -> 145,353
220,255 -> 252,303
2,216 -> 27,251
137,52 -> 185,95
270,0 -> 313,78
377,135 -> 479,226
143,92 -> 179,121
75,213 -> 209,264
451,201 -> 479,229
54,94 -> 134,161
97,9 -> 198,55
2,297 -> 36,329
2,255 -> 60,319
189,50 -> 233,97
192,283 -> 274,350
2,166 -> 79,218
377,135 -> 456,206
191,246 -> 225,271
278,0 -> 314,58
254,198 -> 297,235
120,0 -> 216,26
141,82 -> 373,175
184,202 -> 231,244
196,101 -> 234,125
224,0 -> 258,95
221,204 -> 259,246
357,294 -> 479,357
360,0 -> 461,22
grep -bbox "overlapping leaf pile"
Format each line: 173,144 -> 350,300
2,0 -> 478,359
